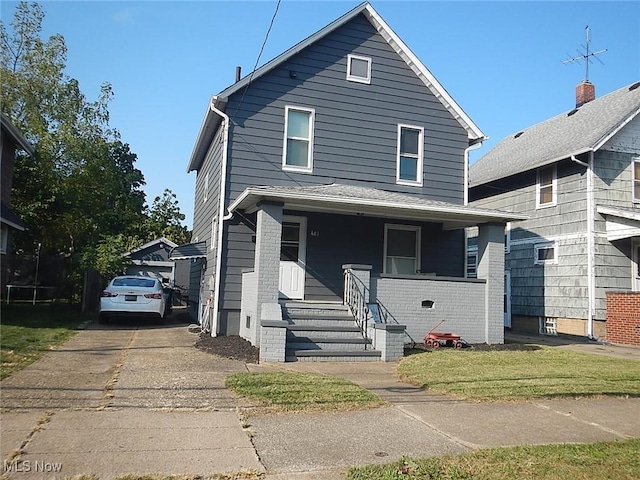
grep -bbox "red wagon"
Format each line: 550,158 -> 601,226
424,320 -> 465,349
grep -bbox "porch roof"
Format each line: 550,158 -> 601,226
228,184 -> 526,229
597,205 -> 640,241
169,241 -> 207,260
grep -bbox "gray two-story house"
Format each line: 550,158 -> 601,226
469,81 -> 640,341
186,2 -> 521,361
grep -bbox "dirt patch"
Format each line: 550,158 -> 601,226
195,334 -> 260,363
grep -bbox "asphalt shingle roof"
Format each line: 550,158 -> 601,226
470,82 -> 640,187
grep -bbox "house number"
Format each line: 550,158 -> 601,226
310,231 -> 320,237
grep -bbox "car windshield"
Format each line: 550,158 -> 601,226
113,278 -> 156,288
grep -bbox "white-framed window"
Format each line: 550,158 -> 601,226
534,242 -> 557,265
632,239 -> 640,292
346,54 -> 371,84
466,250 -> 478,278
632,157 -> 640,202
210,216 -> 218,251
536,165 -> 557,208
0,225 -> 8,255
203,172 -> 209,203
396,124 -> 424,186
283,106 -> 314,173
384,224 -> 421,275
505,222 -> 511,254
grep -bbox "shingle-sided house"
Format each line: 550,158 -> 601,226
186,2 -> 522,361
1,113 -> 35,293
469,81 -> 640,344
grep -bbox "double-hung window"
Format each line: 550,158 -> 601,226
633,157 -> 640,202
283,106 -> 314,173
536,165 -> 556,208
397,125 -> 424,186
384,224 -> 421,275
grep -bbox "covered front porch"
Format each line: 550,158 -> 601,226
229,184 -> 523,361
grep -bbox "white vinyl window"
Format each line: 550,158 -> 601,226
505,222 -> 511,254
633,157 -> 640,202
203,172 -> 209,203
283,106 -> 314,173
210,216 -> 218,251
0,225 -> 8,255
384,224 -> 421,275
346,54 -> 371,84
534,242 -> 557,265
536,165 -> 557,208
397,125 -> 424,186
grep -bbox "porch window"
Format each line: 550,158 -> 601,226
534,242 -> 557,265
633,157 -> 640,202
396,125 -> 424,186
466,251 -> 477,278
536,165 -> 556,208
384,224 -> 420,275
346,54 -> 371,84
283,106 -> 314,173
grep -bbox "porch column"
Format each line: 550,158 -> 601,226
477,223 -> 505,344
254,202 -> 284,338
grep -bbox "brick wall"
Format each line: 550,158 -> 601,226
606,292 -> 640,347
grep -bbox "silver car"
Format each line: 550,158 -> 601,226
99,276 -> 168,323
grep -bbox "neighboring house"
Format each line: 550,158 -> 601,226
185,2 -> 521,360
1,112 -> 35,293
124,237 -> 178,283
469,81 -> 640,343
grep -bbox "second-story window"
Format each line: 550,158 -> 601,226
283,106 -> 314,173
536,165 -> 557,208
397,125 -> 424,186
633,157 -> 640,202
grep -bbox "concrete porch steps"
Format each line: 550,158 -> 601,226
281,301 -> 381,362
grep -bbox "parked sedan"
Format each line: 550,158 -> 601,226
99,276 -> 168,323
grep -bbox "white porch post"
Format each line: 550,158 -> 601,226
477,222 -> 505,344
254,202 -> 284,345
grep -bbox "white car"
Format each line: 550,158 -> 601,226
99,276 -> 168,323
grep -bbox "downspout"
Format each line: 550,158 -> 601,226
210,97 -> 233,337
464,141 -> 484,206
572,153 -> 595,339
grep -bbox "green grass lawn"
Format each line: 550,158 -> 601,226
226,371 -> 386,412
346,438 -> 640,480
1,304 -> 95,379
397,346 -> 640,402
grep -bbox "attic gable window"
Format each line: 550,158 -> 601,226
283,106 -> 314,173
396,125 -> 424,186
346,54 -> 371,84
633,157 -> 640,202
536,165 -> 557,208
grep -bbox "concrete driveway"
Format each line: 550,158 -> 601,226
1,312 -> 264,479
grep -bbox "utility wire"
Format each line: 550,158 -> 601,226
230,0 -> 282,122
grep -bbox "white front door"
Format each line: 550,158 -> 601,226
279,216 -> 306,300
504,271 -> 512,328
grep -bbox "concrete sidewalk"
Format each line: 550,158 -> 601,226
1,320 -> 639,480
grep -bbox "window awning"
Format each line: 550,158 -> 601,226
228,183 -> 526,230
597,206 -> 640,241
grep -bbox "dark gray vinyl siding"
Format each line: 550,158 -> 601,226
216,13 -> 469,312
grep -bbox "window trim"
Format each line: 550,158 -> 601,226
396,124 -> 424,187
534,242 -> 557,265
383,224 -> 421,275
536,165 -> 557,208
632,157 -> 640,203
282,105 -> 315,173
346,54 -> 372,84
210,215 -> 218,251
203,172 -> 209,203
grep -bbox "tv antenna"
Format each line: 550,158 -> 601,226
562,26 -> 607,82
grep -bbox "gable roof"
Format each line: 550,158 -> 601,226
1,112 -> 35,157
124,237 -> 178,257
188,2 -> 485,172
470,81 -> 640,187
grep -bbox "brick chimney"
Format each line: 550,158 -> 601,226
576,80 -> 595,107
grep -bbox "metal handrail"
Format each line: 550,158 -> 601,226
343,269 -> 371,349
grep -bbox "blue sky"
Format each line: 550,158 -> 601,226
2,1 -> 639,229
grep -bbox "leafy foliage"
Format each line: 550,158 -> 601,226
1,2 -> 191,288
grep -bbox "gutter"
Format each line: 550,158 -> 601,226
209,96 -> 233,337
571,153 -> 596,339
464,141 -> 484,206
